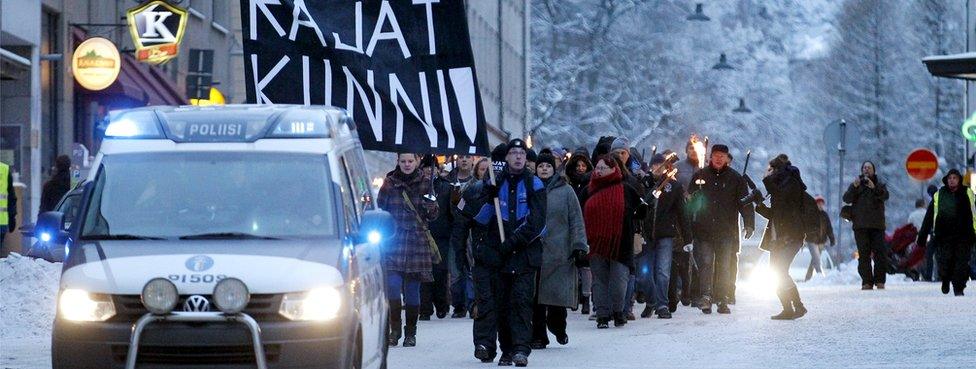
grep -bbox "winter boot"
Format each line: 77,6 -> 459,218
613,312 -> 628,327
596,317 -> 610,329
771,290 -> 794,320
498,353 -> 514,366
954,284 -> 965,296
699,296 -> 712,315
790,288 -> 807,320
452,308 -> 467,319
512,352 -> 529,367
640,305 -> 655,318
581,299 -> 591,315
942,280 -> 951,295
875,283 -> 885,290
475,345 -> 494,363
716,302 -> 731,314
403,305 -> 419,347
388,301 -> 402,347
556,333 -> 569,345
626,310 -> 637,321
656,307 -> 672,319
861,283 -> 873,290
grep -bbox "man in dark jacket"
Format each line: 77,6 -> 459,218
640,153 -> 692,319
756,154 -> 809,320
917,169 -> 975,296
689,144 -> 755,315
843,161 -> 889,290
447,155 -> 476,318
454,140 -> 546,367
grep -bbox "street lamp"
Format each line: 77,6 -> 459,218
687,3 -> 711,22
733,98 -> 752,113
712,53 -> 734,70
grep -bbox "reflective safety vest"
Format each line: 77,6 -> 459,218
0,163 -> 8,226
932,187 -> 976,236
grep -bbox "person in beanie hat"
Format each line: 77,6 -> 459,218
525,147 -> 539,174
917,169 -> 975,296
530,150 -> 587,349
455,138 -> 547,366
688,144 -> 755,315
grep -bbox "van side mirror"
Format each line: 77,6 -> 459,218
35,211 -> 67,242
356,210 -> 395,245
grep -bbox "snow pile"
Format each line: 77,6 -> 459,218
804,260 -> 913,287
0,253 -> 61,340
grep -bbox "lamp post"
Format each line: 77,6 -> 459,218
687,3 -> 711,22
732,98 -> 752,113
712,53 -> 734,70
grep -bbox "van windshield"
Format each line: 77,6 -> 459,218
81,152 -> 337,239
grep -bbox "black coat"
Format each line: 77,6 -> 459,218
842,176 -> 889,230
642,177 -> 692,245
917,186 -> 976,245
40,172 -> 72,214
756,166 -> 808,244
689,165 -> 756,243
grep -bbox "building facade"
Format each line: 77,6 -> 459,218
1,0 -> 529,234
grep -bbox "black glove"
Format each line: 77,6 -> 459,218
485,183 -> 499,198
568,249 -> 587,267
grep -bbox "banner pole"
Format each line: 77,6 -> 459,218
488,167 -> 506,243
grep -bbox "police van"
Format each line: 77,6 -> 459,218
36,105 -> 393,369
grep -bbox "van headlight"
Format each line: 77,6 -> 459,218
59,289 -> 116,322
278,287 -> 342,321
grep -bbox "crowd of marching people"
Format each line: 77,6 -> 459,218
375,135 -> 976,367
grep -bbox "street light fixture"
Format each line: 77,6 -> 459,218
712,53 -> 734,70
687,3 -> 711,22
733,98 -> 752,113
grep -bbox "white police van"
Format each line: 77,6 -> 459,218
36,105 -> 393,369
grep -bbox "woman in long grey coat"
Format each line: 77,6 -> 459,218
531,152 -> 588,349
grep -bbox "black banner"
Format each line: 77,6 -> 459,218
240,0 -> 489,155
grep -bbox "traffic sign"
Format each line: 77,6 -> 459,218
823,119 -> 861,155
905,148 -> 939,181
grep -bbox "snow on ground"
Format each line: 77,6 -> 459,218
1,255 -> 972,369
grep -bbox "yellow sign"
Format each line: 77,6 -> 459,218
189,87 -> 227,106
72,37 -> 121,91
126,1 -> 188,64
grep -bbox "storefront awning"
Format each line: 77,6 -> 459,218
72,27 -> 185,105
923,52 -> 976,80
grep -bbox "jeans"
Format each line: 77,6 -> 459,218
804,243 -> 825,281
694,239 -> 733,304
590,255 -> 629,319
922,240 -> 939,281
451,270 -> 474,313
770,239 -> 804,304
669,250 -> 693,308
854,229 -> 888,285
624,273 -> 636,313
638,238 -> 673,310
387,272 -> 422,307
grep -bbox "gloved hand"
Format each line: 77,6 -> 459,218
569,249 -> 588,267
485,183 -> 499,198
682,243 -> 693,253
743,227 -> 755,240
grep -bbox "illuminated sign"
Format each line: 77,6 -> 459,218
126,0 -> 188,64
72,37 -> 121,91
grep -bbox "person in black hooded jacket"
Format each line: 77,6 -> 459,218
843,161 -> 890,290
756,154 -> 809,320
916,169 -> 975,296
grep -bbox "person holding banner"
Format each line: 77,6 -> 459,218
377,153 -> 440,348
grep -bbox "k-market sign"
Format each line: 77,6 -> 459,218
240,0 -> 489,155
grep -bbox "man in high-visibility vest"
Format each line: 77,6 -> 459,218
0,161 -> 18,251
917,169 -> 976,296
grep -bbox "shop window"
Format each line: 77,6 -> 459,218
186,49 -> 214,99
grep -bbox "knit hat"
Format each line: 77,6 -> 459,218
526,148 -> 538,162
711,144 -> 730,155
491,143 -> 508,173
507,139 -> 528,154
610,137 -> 630,152
536,152 -> 557,169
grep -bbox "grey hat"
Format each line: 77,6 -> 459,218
610,137 -> 630,152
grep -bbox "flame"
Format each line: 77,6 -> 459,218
372,177 -> 385,188
690,135 -> 706,169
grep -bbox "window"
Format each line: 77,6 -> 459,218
341,150 -> 374,220
334,160 -> 359,234
186,49 -> 214,99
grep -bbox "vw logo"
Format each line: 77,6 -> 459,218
185,255 -> 214,272
183,295 -> 211,312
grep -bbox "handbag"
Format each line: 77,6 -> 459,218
840,205 -> 854,222
401,191 -> 443,265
